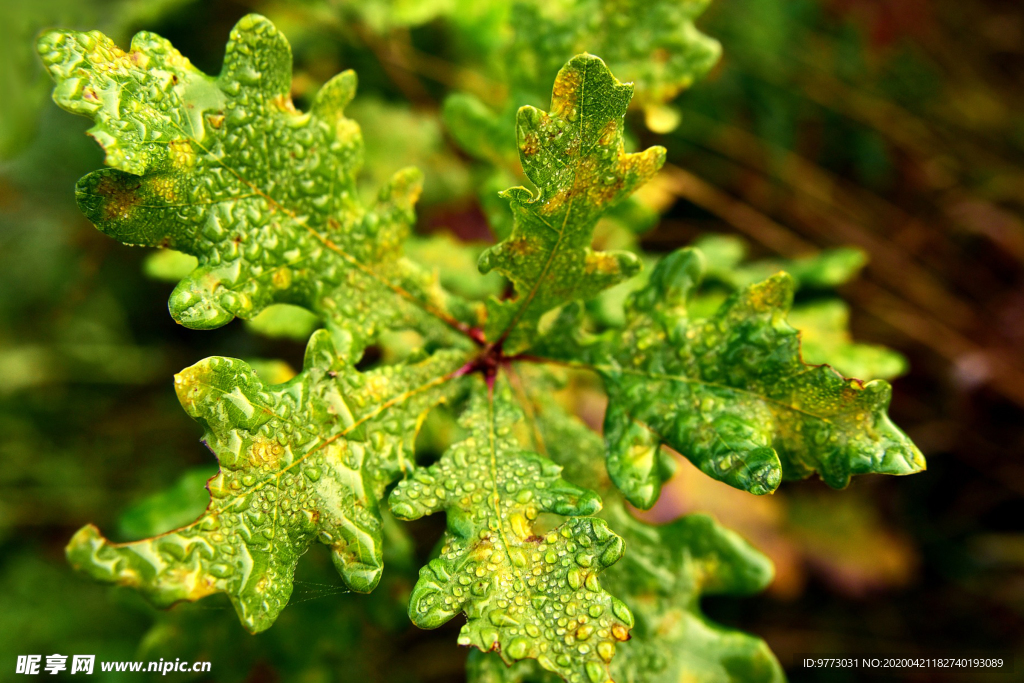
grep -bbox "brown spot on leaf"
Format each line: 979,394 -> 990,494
599,120 -> 618,147
541,188 -> 570,215
551,68 -> 581,118
95,175 -> 141,221
249,435 -> 282,469
332,540 -> 356,565
585,252 -> 622,276
620,148 -> 663,182
503,236 -> 539,257
169,139 -> 195,169
521,132 -> 539,156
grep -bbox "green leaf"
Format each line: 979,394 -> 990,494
405,233 -> 505,301
480,54 -> 665,352
445,0 -> 721,167
389,379 -> 634,683
788,300 -> 908,381
548,247 -> 924,508
600,506 -> 785,683
466,509 -> 785,683
245,304 -> 321,342
689,235 -> 905,379
464,389 -> 784,683
116,465 -> 218,540
694,234 -> 868,290
509,0 -> 721,122
37,14 -> 474,358
126,510 -> 421,683
142,248 -> 199,281
67,330 -> 467,633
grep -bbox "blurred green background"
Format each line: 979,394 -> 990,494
1,0 -> 1023,681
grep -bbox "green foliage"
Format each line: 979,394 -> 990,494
693,235 -> 908,380
36,10 -> 926,683
466,508 -> 785,683
445,0 -> 721,165
508,0 -> 721,127
479,54 -> 665,352
392,381 -> 632,683
405,233 -> 506,301
351,98 -> 473,206
599,507 -> 784,683
38,15 -> 474,356
465,383 -> 784,683
246,304 -> 322,342
541,248 -> 924,508
788,300 -> 908,381
68,330 -> 466,632
695,234 -> 868,291
439,0 -> 720,246
117,466 -> 217,541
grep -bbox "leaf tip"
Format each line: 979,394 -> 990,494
35,28 -> 66,63
312,69 -> 358,119
65,523 -> 104,570
168,273 -> 237,330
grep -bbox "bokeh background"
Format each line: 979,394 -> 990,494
1,0 -> 1023,681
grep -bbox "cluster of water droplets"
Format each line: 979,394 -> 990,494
478,55 -> 662,351
67,328 -> 467,632
40,15 -> 462,352
597,247 -> 923,508
390,384 -> 633,682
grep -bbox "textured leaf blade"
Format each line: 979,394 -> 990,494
480,54 -> 665,352
38,15 -> 472,356
554,248 -> 924,507
390,380 -> 633,682
446,0 -> 721,169
511,0 -> 721,122
466,386 -> 784,683
600,505 -> 785,683
692,235 -> 906,379
466,510 -> 785,683
66,330 -> 466,632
